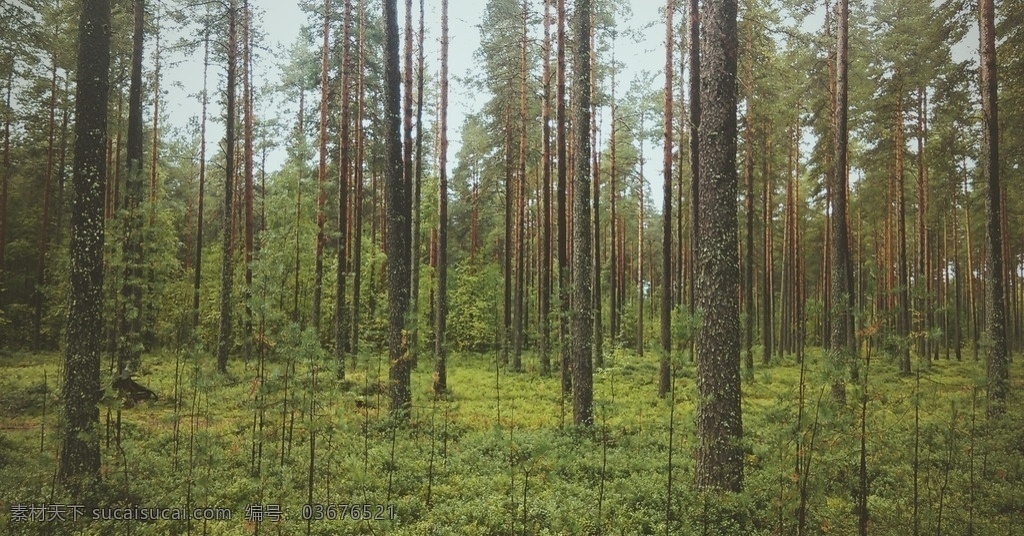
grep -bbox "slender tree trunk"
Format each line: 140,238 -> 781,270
571,0 -> 594,427
433,0 -> 449,394
539,0 -> 552,376
659,0 -> 674,398
694,0 -> 743,492
33,45 -> 60,350
743,111 -> 754,373
762,138 -> 773,365
962,168 -> 978,360
591,13 -> 602,370
829,0 -> 854,404
915,87 -> 928,364
557,0 -> 570,397
0,72 -> 11,304
336,0 -> 353,379
352,0 -> 366,354
59,0 -> 110,499
217,0 -> 239,373
120,0 -> 146,375
687,0 -> 700,323
608,46 -> 619,344
512,0 -> 528,372
979,0 -> 1008,416
408,0 -> 423,366
312,0 -> 331,338
637,133 -> 645,358
384,0 -> 412,417
192,30 -> 210,332
896,91 -> 911,375
241,0 -> 255,359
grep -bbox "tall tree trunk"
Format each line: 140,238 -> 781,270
637,133 -> 645,357
571,0 -> 593,427
384,0 -> 412,417
120,0 -> 145,375
896,90 -> 911,375
687,0 -> 700,322
352,0 -> 366,354
336,0 -> 353,379
407,0 -> 423,366
762,137 -> 773,365
433,0 -> 449,394
539,0 -> 552,376
217,0 -> 238,373
33,41 -> 60,350
312,0 -> 331,338
591,12 -> 602,370
608,45 -> 619,344
915,87 -> 928,364
659,0 -> 674,398
0,72 -> 11,305
694,0 -> 743,492
979,0 -> 1008,417
192,30 -> 210,332
503,109 -> 513,367
59,0 -> 110,498
242,0 -> 255,359
743,112 -> 754,372
512,0 -> 528,372
557,0 -> 570,398
829,0 -> 854,404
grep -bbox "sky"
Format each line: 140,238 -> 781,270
161,0 -> 668,178
158,0 -> 977,205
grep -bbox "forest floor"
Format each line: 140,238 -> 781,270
0,343 -> 1022,535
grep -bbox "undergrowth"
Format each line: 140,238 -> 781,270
0,343 -> 1021,535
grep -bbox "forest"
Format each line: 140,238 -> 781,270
1,0 -> 1022,533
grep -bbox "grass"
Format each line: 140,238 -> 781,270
0,341 -> 1021,535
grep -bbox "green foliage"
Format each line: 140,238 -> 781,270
446,263 -> 502,352
2,346 -> 1020,534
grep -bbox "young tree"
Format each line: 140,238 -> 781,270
571,0 -> 594,427
979,0 -> 1008,417
384,0 -> 412,416
694,0 -> 743,492
58,0 -> 111,499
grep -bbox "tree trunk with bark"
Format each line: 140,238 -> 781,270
829,0 -> 854,404
694,0 -> 743,492
659,0 -> 674,398
433,0 -> 449,395
217,0 -> 239,373
979,0 -> 1008,417
384,0 -> 412,417
571,0 -> 593,427
58,0 -> 110,499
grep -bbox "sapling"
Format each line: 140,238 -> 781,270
913,368 -> 920,535
426,394 -> 436,507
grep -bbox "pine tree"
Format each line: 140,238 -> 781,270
571,0 -> 594,427
694,0 -> 743,492
58,0 -> 111,499
384,0 -> 412,417
979,0 -> 1008,417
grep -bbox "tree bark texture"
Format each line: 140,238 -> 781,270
694,0 -> 743,492
58,0 -> 111,499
